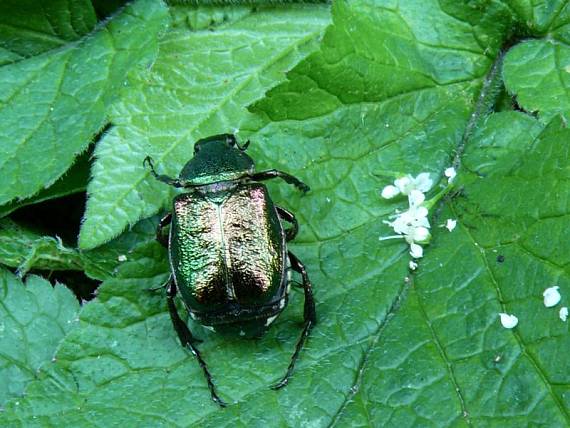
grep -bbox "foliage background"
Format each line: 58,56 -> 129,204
0,0 -> 569,426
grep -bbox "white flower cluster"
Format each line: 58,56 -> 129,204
380,170 -> 456,260
499,286 -> 568,329
380,174 -> 433,259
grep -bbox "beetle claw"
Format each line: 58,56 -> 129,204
143,155 -> 153,168
212,395 -> 228,408
270,378 -> 288,390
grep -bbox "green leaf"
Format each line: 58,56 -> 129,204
0,216 -> 158,281
504,0 -> 569,35
0,0 -> 97,65
0,152 -> 90,218
409,117 -> 570,426
78,4 -> 332,249
0,219 -> 85,276
3,0 -> 570,426
0,0 -> 169,207
503,40 -> 570,122
0,268 -> 80,406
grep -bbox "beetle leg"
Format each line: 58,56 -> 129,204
276,206 -> 298,241
144,156 -> 187,188
166,279 -> 227,407
157,213 -> 172,248
251,170 -> 310,193
271,251 -> 316,390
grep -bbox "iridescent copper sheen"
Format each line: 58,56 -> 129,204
170,182 -> 286,323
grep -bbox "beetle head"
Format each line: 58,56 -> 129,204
179,134 -> 255,185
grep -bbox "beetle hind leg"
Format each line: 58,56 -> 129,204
271,251 -> 316,390
276,206 -> 298,241
166,278 -> 227,407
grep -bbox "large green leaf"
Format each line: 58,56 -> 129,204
0,0 -> 169,206
337,115 -> 570,427
78,4 -> 332,249
2,0 -> 570,426
0,269 -> 80,405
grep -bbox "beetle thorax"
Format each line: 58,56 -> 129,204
180,135 -> 255,185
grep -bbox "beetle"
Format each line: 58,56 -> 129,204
144,134 -> 316,407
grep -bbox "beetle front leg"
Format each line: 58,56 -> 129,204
144,156 -> 187,188
271,251 -> 316,390
166,279 -> 227,407
276,206 -> 298,241
157,213 -> 172,248
251,170 -> 310,193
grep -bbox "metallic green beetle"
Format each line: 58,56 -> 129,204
144,134 -> 316,407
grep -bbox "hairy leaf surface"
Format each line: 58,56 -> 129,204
0,0 -> 169,206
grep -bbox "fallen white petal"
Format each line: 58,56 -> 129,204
445,219 -> 457,232
444,167 -> 457,182
499,313 -> 518,329
409,243 -> 423,258
543,286 -> 561,307
409,261 -> 418,270
381,185 -> 400,199
560,307 -> 568,322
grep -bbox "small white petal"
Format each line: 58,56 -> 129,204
117,254 -> 127,262
409,243 -> 423,258
381,185 -> 400,199
560,307 -> 568,322
413,173 -> 434,192
408,189 -> 426,207
445,219 -> 457,232
394,176 -> 413,194
499,313 -> 518,329
543,286 -> 561,308
409,261 -> 418,270
444,167 -> 457,182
